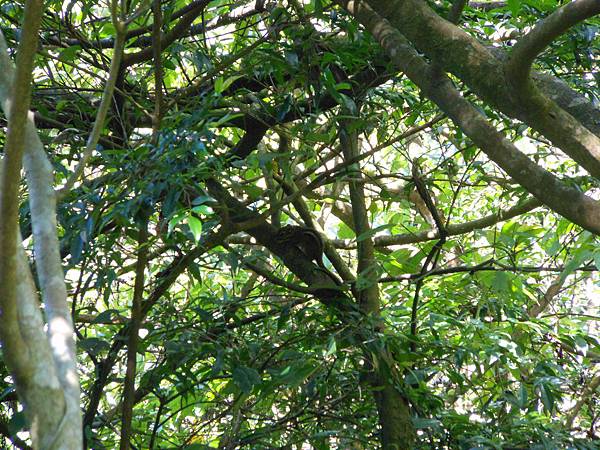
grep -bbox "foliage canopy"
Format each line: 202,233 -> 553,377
0,0 -> 599,448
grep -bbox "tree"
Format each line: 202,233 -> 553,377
0,0 -> 598,448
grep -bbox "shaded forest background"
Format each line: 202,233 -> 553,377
0,0 -> 599,448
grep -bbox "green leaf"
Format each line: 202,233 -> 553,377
163,58 -> 176,70
508,0 -> 521,16
335,82 -> 351,91
519,383 -> 528,409
182,444 -> 212,450
284,51 -> 299,68
192,204 -> 212,215
59,45 -> 81,62
276,362 -> 317,388
491,271 -> 511,293
538,383 -> 554,412
413,417 -> 442,430
192,195 -> 213,205
187,215 -> 203,242
188,263 -> 202,282
79,337 -> 111,356
305,131 -> 331,143
168,211 -> 187,233
310,0 -> 323,16
560,250 -> 592,282
574,335 -> 588,353
242,184 -> 262,200
594,250 -> 600,270
214,75 -> 242,94
356,224 -> 391,242
99,21 -> 116,36
92,309 -> 122,324
324,336 -> 337,356
232,366 -> 261,394
209,112 -> 244,127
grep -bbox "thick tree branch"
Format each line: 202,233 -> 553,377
277,177 -> 355,283
0,2 -> 80,446
0,1 -> 43,374
336,0 -> 600,235
532,71 -> 600,137
340,119 -> 415,447
360,0 -> 600,178
205,178 -> 354,308
507,0 -> 600,86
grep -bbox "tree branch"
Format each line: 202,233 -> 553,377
205,178 -> 355,310
371,197 -> 542,248
57,5 -> 127,198
337,0 -> 600,234
507,0 -> 600,86
122,0 -> 211,67
0,1 -> 43,374
0,3 -> 79,446
119,214 -> 149,450
360,0 -> 600,178
565,374 -> 600,428
83,230 -> 229,430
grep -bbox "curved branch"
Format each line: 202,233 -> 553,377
57,10 -> 127,198
361,0 -> 600,178
370,197 -> 542,248
507,0 -> 600,86
123,0 -> 211,67
337,0 -> 600,234
205,178 -> 356,309
565,374 -> 600,428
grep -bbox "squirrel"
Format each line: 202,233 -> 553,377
275,225 -> 342,286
